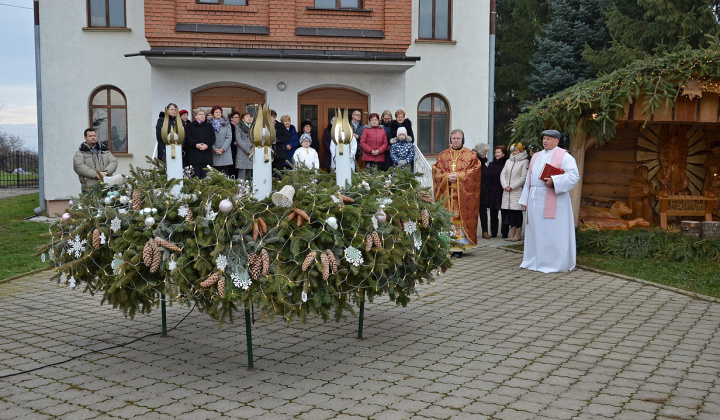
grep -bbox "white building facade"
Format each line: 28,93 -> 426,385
37,0 -> 490,215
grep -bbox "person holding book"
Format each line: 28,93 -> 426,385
518,129 -> 580,272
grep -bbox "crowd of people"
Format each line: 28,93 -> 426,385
154,103 -> 418,180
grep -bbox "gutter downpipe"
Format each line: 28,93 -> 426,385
33,0 -> 46,215
488,0 -> 496,154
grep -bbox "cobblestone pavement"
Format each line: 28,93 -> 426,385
1,247 -> 719,420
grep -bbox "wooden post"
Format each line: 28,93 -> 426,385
569,126 -> 592,226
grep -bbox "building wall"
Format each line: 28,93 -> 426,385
144,0 -> 412,53
406,0 -> 491,154
39,0 -> 151,211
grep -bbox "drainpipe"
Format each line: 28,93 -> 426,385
33,0 -> 46,215
488,0 -> 496,155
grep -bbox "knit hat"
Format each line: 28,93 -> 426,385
509,143 -> 524,153
210,106 -> 223,117
396,127 -> 407,137
300,133 -> 312,145
179,109 -> 188,116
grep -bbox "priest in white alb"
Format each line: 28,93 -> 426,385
519,129 -> 580,273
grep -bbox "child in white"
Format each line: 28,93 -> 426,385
294,134 -> 320,170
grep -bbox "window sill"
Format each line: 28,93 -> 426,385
83,27 -> 131,32
111,152 -> 133,157
414,39 -> 456,45
306,7 -> 373,12
187,4 -> 258,12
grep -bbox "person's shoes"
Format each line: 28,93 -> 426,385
506,227 -> 516,241
451,252 -> 463,258
509,227 -> 522,242
482,232 -> 490,239
490,234 -> 497,238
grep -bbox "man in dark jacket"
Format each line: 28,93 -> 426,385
270,110 -> 288,177
73,128 -> 118,192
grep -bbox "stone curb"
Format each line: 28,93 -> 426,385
497,244 -> 720,304
0,267 -> 52,285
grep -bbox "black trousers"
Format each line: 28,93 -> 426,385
506,209 -> 523,228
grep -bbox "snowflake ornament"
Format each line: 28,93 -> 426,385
344,246 -> 364,267
183,166 -> 195,179
377,197 -> 393,206
216,254 -> 228,271
372,216 -> 379,230
168,259 -> 177,271
111,256 -> 123,273
404,221 -> 417,235
66,235 -> 87,259
414,233 -> 422,250
110,216 -> 122,233
232,271 -> 252,290
205,202 -> 218,221
178,205 -> 189,218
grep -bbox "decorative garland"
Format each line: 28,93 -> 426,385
511,47 -> 720,147
39,163 -> 454,325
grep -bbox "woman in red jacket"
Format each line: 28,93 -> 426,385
360,113 -> 388,170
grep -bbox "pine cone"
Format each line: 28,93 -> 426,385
143,239 -> 156,266
252,222 -> 259,241
185,208 -> 193,222
371,231 -> 382,249
132,190 -> 142,211
320,252 -> 330,281
260,249 -> 270,275
200,272 -> 219,287
217,275 -> 226,298
338,193 -> 354,203
154,237 -> 181,252
421,209 -> 430,228
92,229 -> 101,250
327,251 -> 338,274
257,217 -> 268,235
365,234 -> 373,251
248,254 -> 262,280
302,251 -> 316,272
150,248 -> 162,273
420,192 -> 434,203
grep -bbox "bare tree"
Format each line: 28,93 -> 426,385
0,131 -> 25,153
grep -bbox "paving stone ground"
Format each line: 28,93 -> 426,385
1,245 -> 719,419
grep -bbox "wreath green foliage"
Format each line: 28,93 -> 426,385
576,228 -> 720,263
38,163 -> 453,326
511,47 -> 720,148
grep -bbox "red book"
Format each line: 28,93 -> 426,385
539,163 -> 565,180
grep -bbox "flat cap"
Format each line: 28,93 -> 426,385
541,129 -> 562,139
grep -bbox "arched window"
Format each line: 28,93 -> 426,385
417,94 -> 449,155
89,86 -> 127,153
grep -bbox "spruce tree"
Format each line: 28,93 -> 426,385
528,0 -> 611,99
583,0 -> 720,74
494,0 -> 549,145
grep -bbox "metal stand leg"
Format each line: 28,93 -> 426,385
245,308 -> 254,369
161,292 -> 167,337
357,300 -> 365,339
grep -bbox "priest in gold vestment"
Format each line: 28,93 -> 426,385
432,129 -> 482,258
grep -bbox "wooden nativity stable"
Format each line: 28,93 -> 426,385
511,48 -> 720,228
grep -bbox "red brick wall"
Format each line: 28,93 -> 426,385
144,0 -> 413,53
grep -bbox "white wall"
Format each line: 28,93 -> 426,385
406,0 -> 491,153
39,0 -> 151,201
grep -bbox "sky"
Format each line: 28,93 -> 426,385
0,0 -> 37,151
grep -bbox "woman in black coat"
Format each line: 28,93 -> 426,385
388,110 -> 415,171
185,109 -> 214,179
155,103 -> 178,162
486,145 -> 509,238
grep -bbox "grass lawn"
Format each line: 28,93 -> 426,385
504,243 -> 720,299
0,193 -> 50,280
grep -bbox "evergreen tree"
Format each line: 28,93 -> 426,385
494,0 -> 549,145
583,0 -> 720,74
528,0 -> 611,99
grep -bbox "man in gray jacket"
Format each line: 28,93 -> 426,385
73,128 -> 118,192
